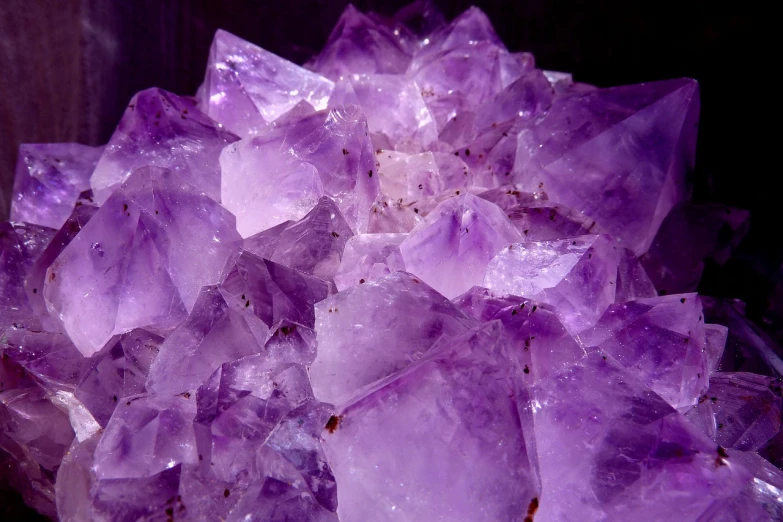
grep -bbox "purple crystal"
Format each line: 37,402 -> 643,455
307,5 -> 411,80
244,196 -> 353,282
45,167 -> 241,356
579,294 -> 709,409
527,352 -> 770,521
24,204 -> 98,331
310,271 -> 475,405
220,251 -> 330,329
322,322 -> 540,522
1,386 -> 74,517
4,3 -> 780,519
685,372 -> 782,451
333,233 -> 406,291
90,88 -> 238,204
10,143 -> 103,230
513,78 -> 700,254
74,329 -> 163,427
201,29 -> 334,137
146,286 -> 268,395
0,222 -> 55,314
400,193 -> 522,299
484,234 -> 620,333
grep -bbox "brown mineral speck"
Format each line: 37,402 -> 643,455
224,489 -> 230,498
332,231 -> 340,238
526,497 -> 539,521
49,272 -> 56,282
523,365 -> 530,374
414,208 -> 419,213
182,392 -> 191,399
325,415 -> 341,433
342,148 -> 349,155
166,508 -> 174,517
368,170 -> 373,178
359,279 -> 366,284
123,203 -> 128,211
680,298 -> 687,303
465,149 -> 471,156
112,395 -> 118,403
32,288 -> 37,294
454,151 -> 459,156
245,300 -> 250,307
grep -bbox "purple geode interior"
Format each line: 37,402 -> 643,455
2,2 -> 781,521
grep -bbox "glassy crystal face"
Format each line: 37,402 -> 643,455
4,3 -> 780,521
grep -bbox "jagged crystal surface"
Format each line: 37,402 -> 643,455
1,3 -> 777,521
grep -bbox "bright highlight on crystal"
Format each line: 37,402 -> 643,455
1,2 -> 778,521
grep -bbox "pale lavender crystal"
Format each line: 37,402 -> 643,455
146,286 -> 268,395
56,433 -> 184,522
244,197 -> 353,282
192,354 -> 336,516
310,271 -> 475,405
368,193 -> 423,232
400,193 -> 522,299
201,29 -> 334,137
0,386 -> 74,518
0,222 -> 54,314
220,251 -> 330,328
322,321 -> 540,522
685,373 -> 782,451
641,202 -> 750,294
333,233 -> 406,291
484,235 -> 620,333
513,79 -> 700,254
45,167 -> 241,356
374,150 -> 472,214
578,294 -> 708,409
339,74 -> 437,148
307,5 -> 411,80
493,299 -> 586,382
94,393 -> 197,480
227,105 -> 380,233
220,135 -> 324,237
10,143 -> 103,230
409,41 -> 506,130
527,352 -> 768,521
90,88 -> 238,204
24,204 -> 97,331
74,329 -> 163,427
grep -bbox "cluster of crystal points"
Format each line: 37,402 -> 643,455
1,2 -> 780,521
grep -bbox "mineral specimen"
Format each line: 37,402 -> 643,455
1,2 -> 779,521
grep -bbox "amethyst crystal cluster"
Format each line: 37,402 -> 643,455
2,2 -> 781,521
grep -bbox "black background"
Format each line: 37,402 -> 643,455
0,1 -> 772,518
